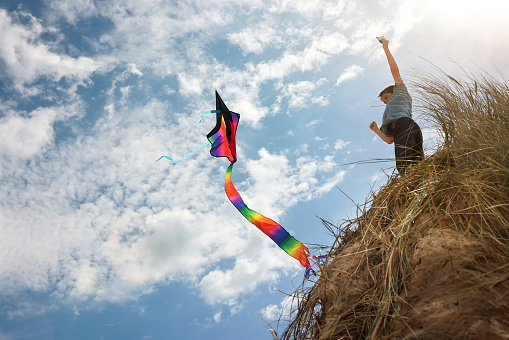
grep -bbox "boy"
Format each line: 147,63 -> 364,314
369,37 -> 424,173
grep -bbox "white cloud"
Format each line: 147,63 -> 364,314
0,8 -> 101,163
253,32 -> 348,83
334,139 -> 351,150
336,64 -> 364,85
420,126 -> 442,156
0,107 -> 58,159
306,119 -> 323,128
278,79 -> 329,110
260,304 -> 280,321
70,262 -> 107,298
199,253 -> 282,306
368,0 -> 509,75
269,0 -> 346,20
128,63 -> 143,76
213,310 -> 222,323
259,293 -> 300,323
44,0 -> 98,23
0,9 -> 101,91
38,0 -> 372,129
1,99 -> 203,300
228,26 -> 284,55
370,171 -> 385,184
243,148 -> 345,217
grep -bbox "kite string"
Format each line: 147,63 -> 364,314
329,96 -> 372,120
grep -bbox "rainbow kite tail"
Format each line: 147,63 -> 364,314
224,162 -> 312,272
305,255 -> 328,277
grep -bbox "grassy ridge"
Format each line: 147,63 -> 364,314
278,69 -> 509,339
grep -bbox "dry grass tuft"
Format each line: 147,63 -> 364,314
279,69 -> 509,340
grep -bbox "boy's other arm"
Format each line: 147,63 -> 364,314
370,121 -> 394,144
381,39 -> 402,86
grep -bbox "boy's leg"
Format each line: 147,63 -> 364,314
395,144 -> 409,173
412,126 -> 424,163
394,118 -> 423,173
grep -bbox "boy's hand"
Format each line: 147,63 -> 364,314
376,36 -> 389,48
370,121 -> 394,144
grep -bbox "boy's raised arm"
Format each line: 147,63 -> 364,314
380,38 -> 402,85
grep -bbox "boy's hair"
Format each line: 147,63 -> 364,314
378,84 -> 395,99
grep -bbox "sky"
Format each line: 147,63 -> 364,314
1,0 -> 508,339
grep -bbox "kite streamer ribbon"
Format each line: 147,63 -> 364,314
224,161 -> 312,271
156,110 -> 221,165
200,109 -> 221,123
156,142 -> 209,165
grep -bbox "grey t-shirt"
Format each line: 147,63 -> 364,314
380,82 -> 412,138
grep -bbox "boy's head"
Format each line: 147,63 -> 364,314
378,85 -> 394,104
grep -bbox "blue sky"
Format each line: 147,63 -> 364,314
1,0 -> 508,339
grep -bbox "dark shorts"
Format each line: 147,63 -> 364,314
393,117 -> 424,173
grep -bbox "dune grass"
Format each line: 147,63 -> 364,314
277,68 -> 509,339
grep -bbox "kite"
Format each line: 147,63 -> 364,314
159,91 -> 324,276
